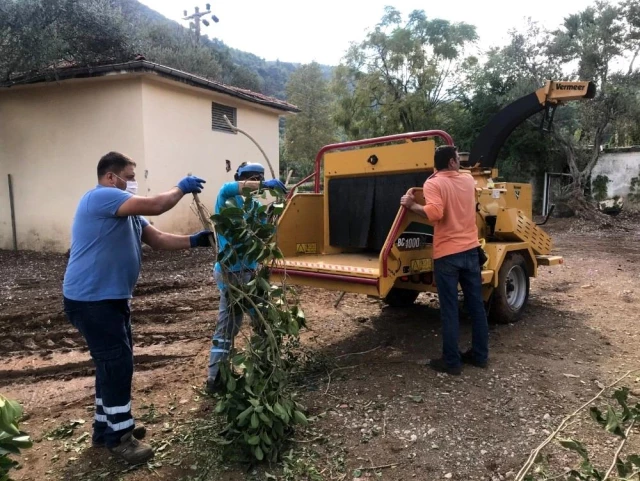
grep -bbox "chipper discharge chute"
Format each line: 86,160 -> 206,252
269,80 -> 595,323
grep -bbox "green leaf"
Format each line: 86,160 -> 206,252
0,442 -> 20,455
258,277 -> 271,293
274,421 -> 284,438
226,376 -> 237,392
250,412 -> 259,429
616,457 -> 629,478
605,406 -> 624,436
5,399 -> 22,421
558,438 -> 589,461
293,410 -> 309,425
628,454 -> 640,468
10,435 -> 32,449
236,406 -> 254,422
260,430 -> 272,446
613,387 -> 632,420
259,412 -> 273,428
254,445 -> 264,461
247,435 -> 261,446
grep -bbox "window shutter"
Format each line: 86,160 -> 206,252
212,103 -> 237,133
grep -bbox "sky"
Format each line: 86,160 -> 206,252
137,0 -> 594,66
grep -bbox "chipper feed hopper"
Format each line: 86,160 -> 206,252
270,80 -> 596,322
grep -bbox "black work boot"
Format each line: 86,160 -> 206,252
205,373 -> 224,395
460,349 -> 488,368
426,358 -> 462,376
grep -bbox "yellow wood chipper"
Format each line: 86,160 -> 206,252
270,81 -> 596,323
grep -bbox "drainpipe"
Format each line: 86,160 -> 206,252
7,174 -> 17,251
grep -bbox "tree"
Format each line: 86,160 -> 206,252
331,7 -> 478,139
282,62 -> 336,177
0,0 -> 135,83
622,0 -> 640,74
546,0 -> 639,210
449,20 -> 564,185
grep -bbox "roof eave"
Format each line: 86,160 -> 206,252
0,60 -> 301,114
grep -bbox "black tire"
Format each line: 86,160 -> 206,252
489,253 -> 530,324
383,288 -> 419,307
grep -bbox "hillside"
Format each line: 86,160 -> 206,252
117,0 -> 334,99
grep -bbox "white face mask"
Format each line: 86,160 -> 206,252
125,181 -> 138,195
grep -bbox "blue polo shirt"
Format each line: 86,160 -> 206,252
63,185 -> 149,301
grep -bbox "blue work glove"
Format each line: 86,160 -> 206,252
190,230 -> 213,248
263,179 -> 288,193
177,176 -> 206,194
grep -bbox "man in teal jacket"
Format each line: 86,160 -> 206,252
206,162 -> 286,393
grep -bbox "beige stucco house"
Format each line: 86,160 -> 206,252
0,60 -> 299,252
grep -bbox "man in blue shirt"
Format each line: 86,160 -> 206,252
206,162 -> 286,394
63,151 -> 212,464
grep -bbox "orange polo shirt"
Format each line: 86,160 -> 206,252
423,170 -> 479,259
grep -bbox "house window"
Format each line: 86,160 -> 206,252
212,103 -> 237,133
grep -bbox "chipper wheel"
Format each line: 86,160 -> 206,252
489,252 -> 530,324
383,288 -> 419,307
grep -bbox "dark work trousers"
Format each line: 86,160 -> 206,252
63,297 -> 135,448
434,248 -> 489,368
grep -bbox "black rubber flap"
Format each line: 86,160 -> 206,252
328,172 -> 429,251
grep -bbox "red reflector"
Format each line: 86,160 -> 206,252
401,276 -> 409,281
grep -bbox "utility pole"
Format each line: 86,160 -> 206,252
182,3 -> 219,44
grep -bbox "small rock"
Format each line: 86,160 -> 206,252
543,413 -> 551,422
410,434 -> 417,442
444,474 -> 452,479
505,471 -> 515,479
428,428 -> 436,435
151,335 -> 166,341
45,339 -> 55,347
61,338 -> 77,348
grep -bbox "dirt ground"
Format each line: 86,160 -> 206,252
2,215 -> 640,481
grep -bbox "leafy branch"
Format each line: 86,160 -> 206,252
209,186 -> 310,463
518,369 -> 640,481
0,395 -> 32,481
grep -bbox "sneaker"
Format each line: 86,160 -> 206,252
460,349 -> 488,368
426,358 -> 461,376
92,425 -> 147,448
108,430 -> 154,464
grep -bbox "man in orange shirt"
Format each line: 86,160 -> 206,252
400,145 -> 488,375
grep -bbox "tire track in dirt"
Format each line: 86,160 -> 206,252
0,352 -> 197,386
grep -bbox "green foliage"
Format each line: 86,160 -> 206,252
331,6 -> 478,139
591,175 -> 611,201
525,386 -> 640,481
210,188 -> 309,463
0,0 -> 135,82
0,395 -> 32,481
282,62 -> 337,177
449,20 -> 563,183
0,0 -> 332,99
629,172 -> 640,203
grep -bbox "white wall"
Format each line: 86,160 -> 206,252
140,76 -> 282,234
0,77 -> 146,252
591,151 -> 640,199
0,73 -> 285,252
